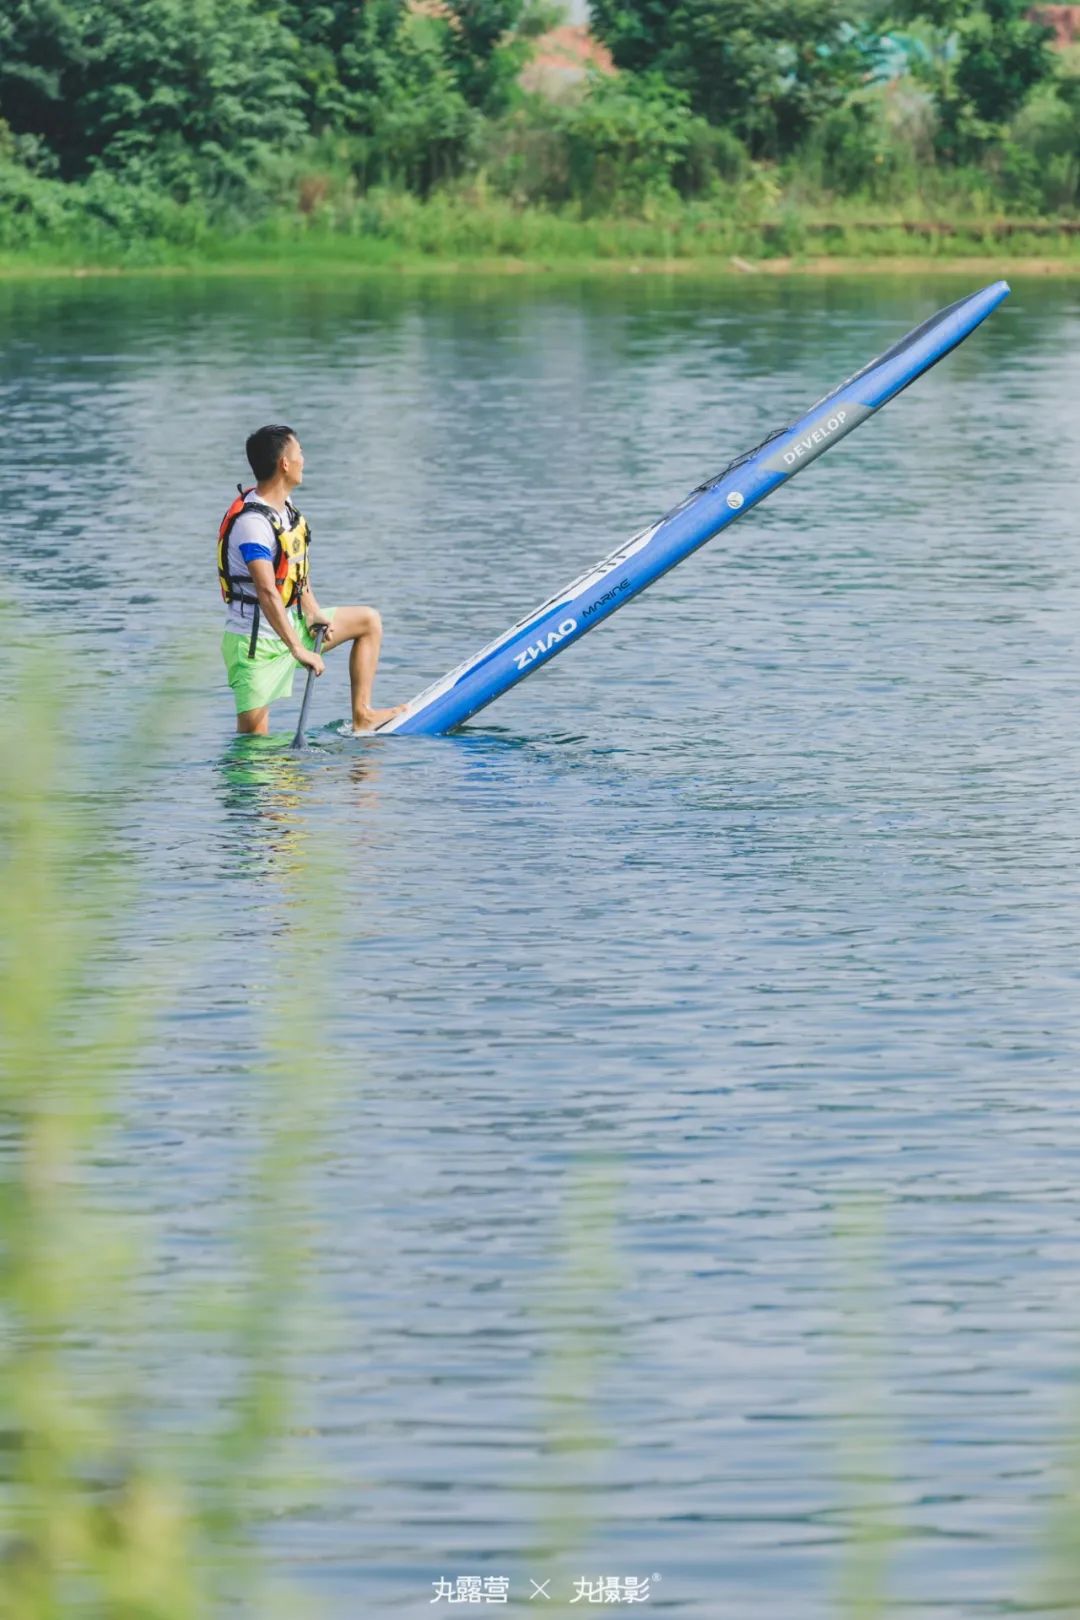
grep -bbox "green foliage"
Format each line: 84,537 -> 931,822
681,120 -> 749,195
0,0 -> 306,197
0,0 -> 544,203
276,0 -> 451,149
670,0 -> 866,155
592,0 -> 867,158
0,125 -> 68,244
1001,78 -> 1080,210
0,663 -> 335,1618
953,2 -> 1054,124
0,0 -> 1076,256
273,0 -> 404,136
0,1 -> 88,175
943,0 -> 1054,158
804,91 -> 903,198
883,0 -> 1056,160
562,72 -> 737,209
441,0 -> 554,116
271,0 -> 552,194
346,10 -> 480,193
479,75 -> 745,210
0,149 -> 217,263
589,0 -> 675,74
81,0 -> 305,199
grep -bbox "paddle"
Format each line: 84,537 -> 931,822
290,626 -> 327,750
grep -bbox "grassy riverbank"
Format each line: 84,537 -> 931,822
4,253 -> 1075,282
3,191 -> 1080,279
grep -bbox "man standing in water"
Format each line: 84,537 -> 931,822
218,424 -> 404,735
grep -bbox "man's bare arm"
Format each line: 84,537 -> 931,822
248,558 -> 324,674
300,582 -> 330,630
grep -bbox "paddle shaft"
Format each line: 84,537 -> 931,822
290,626 -> 327,749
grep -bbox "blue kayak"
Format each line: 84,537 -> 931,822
378,281 -> 1010,737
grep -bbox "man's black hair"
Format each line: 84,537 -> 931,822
246,424 -> 297,482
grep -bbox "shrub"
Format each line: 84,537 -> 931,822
562,72 -> 739,211
478,100 -> 574,207
592,0 -> 866,159
800,85 -> 929,200
350,12 -> 481,195
678,121 -> 747,194
0,158 -> 74,249
1005,81 -> 1080,211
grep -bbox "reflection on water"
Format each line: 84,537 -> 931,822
2,273 -> 1080,1617
216,739 -> 320,880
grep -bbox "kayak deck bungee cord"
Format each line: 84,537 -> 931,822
376,280 -> 1010,737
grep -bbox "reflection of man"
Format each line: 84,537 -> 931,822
216,736 -> 383,883
216,741 -> 312,880
217,424 -> 404,736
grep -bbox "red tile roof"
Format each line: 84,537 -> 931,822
1030,5 -> 1080,45
519,23 -> 616,96
530,24 -> 615,76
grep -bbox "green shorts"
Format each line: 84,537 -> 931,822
221,610 -> 337,715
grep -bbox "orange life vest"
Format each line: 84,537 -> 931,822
217,487 -> 311,657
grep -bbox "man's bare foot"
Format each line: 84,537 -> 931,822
351,702 -> 407,733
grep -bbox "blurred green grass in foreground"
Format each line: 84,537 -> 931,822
0,662 -> 333,1619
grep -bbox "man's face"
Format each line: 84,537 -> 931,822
282,436 -> 304,485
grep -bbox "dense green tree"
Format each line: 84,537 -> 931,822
672,0 -> 865,154
351,7 -> 479,190
441,1 -> 554,116
560,71 -> 734,207
880,0 -> 1054,156
0,0 -> 305,191
590,0 -> 866,156
271,1 -> 476,190
81,0 -> 305,194
0,0 -> 1068,228
588,1 -> 672,74
0,0 -> 548,199
270,0 -> 552,189
0,0 -> 89,175
273,0 -> 403,136
951,1 -> 1053,128
275,0 -> 553,130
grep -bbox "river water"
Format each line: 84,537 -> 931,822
3,271 -> 1080,1617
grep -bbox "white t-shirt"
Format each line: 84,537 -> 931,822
222,491 -> 300,643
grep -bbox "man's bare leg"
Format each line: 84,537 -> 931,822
321,606 -> 405,731
237,705 -> 270,736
